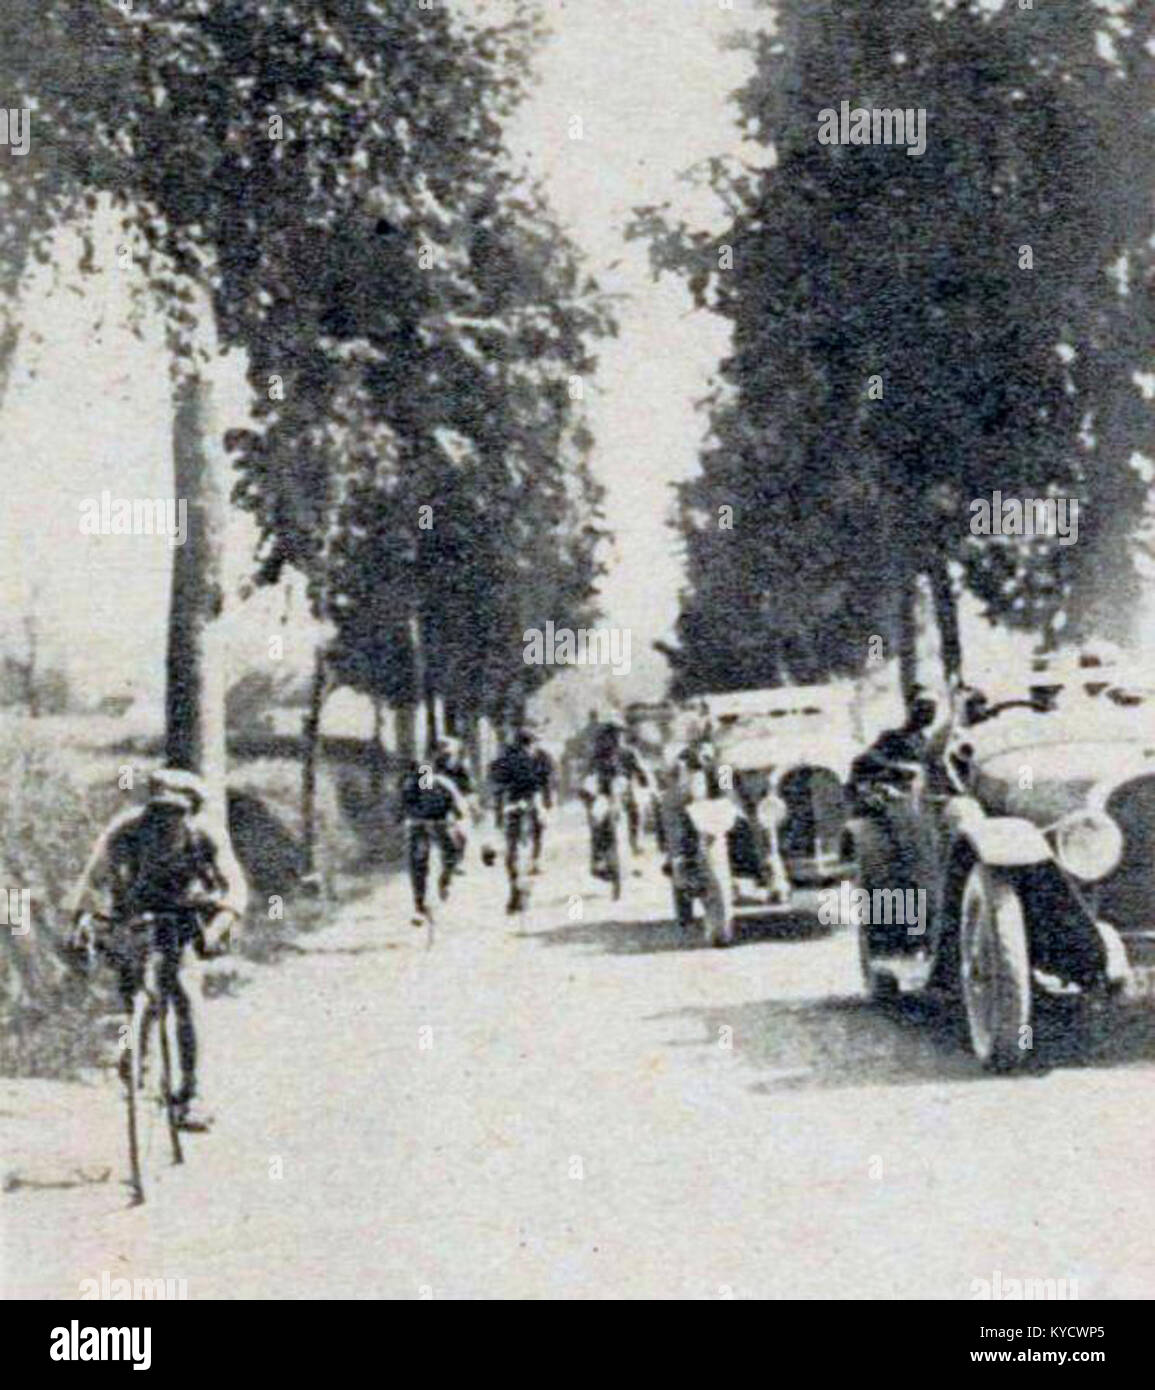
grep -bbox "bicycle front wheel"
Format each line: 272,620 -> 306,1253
124,969 -> 183,1205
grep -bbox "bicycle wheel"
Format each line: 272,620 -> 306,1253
126,981 -> 166,1202
156,992 -> 184,1165
124,954 -> 183,1205
504,807 -> 527,912
122,997 -> 145,1206
606,821 -> 622,901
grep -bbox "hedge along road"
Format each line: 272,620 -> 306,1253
4,804 -> 1154,1299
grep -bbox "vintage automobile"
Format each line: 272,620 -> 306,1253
851,664 -> 1155,1070
660,687 -> 860,946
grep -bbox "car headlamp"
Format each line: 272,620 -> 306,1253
1053,810 -> 1123,883
757,790 -> 789,830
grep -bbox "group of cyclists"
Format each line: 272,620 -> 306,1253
57,679 -> 1079,1168
398,727 -> 554,921
398,716 -> 661,921
61,714 -> 666,1146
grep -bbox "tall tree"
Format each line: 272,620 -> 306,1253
166,373 -> 229,807
633,0 -> 1154,700
0,1 -> 611,788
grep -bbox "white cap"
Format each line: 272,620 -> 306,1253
147,768 -> 207,810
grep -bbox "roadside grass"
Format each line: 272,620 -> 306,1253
0,714 -> 396,1080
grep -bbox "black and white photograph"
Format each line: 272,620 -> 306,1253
0,0 -> 1152,1332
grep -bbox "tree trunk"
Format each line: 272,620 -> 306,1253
395,702 -> 416,763
301,647 -> 327,876
410,606 -> 442,758
16,601 -> 41,717
1038,606 -> 1064,655
425,688 -> 442,753
165,372 -> 228,820
503,686 -> 525,737
368,696 -> 385,802
897,569 -> 950,716
476,713 -> 497,807
463,707 -> 481,784
0,317 -> 20,412
929,558 -> 963,691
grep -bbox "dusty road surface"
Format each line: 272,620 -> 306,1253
4,806 -> 1154,1299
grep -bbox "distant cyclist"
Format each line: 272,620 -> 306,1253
489,728 -> 549,912
586,720 -> 651,856
527,733 -> 556,873
67,768 -> 248,1132
433,737 -> 475,875
434,736 -> 474,800
619,732 -> 655,858
399,756 -> 467,926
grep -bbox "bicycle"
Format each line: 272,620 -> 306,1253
585,785 -> 623,902
120,910 -> 200,1205
405,817 -> 463,948
501,796 -> 541,913
74,910 -> 201,1205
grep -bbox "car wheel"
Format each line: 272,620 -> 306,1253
958,863 -> 1032,1071
701,838 -> 735,948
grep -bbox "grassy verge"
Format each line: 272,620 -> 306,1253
0,717 -> 392,1079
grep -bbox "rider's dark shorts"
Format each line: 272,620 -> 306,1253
108,911 -> 200,1008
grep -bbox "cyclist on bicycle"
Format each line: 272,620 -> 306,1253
619,731 -> 655,858
526,733 -> 555,873
584,720 -> 650,855
488,727 -> 549,912
399,755 -> 468,926
67,768 -> 247,1132
433,737 -> 476,879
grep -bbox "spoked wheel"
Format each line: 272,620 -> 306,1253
125,965 -> 184,1206
122,1005 -> 145,1206
156,995 -> 184,1165
701,838 -> 735,948
126,991 -> 168,1204
958,864 -> 1032,1071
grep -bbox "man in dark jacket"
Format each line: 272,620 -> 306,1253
68,768 -> 248,1131
489,729 -> 548,911
400,759 -> 467,925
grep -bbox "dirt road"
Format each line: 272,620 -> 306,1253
4,807 -> 1153,1299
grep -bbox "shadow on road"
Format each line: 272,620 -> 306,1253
649,992 -> 984,1091
515,904 -> 831,955
647,991 -> 1155,1093
518,890 -> 1155,1087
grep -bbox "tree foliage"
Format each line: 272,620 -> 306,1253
632,0 -> 1155,695
0,0 -> 613,722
